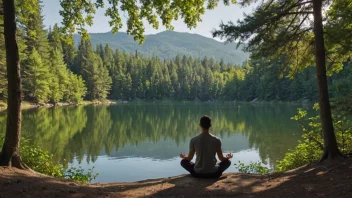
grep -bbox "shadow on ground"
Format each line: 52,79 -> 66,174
1,158 -> 352,198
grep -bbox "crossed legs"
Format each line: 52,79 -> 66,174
180,159 -> 231,178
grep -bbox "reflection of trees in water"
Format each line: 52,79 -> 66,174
68,105 -> 113,164
236,104 -> 303,166
5,103 -> 302,167
20,107 -> 88,164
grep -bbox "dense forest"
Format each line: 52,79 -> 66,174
0,1 -> 86,104
0,0 -> 351,104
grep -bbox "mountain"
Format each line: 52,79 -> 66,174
74,31 -> 249,65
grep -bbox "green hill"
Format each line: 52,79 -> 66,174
74,31 -> 249,65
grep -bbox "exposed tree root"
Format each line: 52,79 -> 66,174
0,152 -> 30,170
11,154 -> 30,169
319,149 -> 345,163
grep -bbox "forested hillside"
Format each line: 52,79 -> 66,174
73,31 -> 249,65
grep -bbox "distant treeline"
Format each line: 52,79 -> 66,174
0,0 -> 351,104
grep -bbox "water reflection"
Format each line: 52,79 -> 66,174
0,103 -> 303,182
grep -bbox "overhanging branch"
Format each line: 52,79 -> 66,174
324,31 -> 352,51
286,11 -> 313,15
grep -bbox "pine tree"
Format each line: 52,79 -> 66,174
22,48 -> 51,103
103,44 -> 115,73
61,34 -> 77,72
93,55 -> 112,100
19,0 -> 50,62
48,49 -> 70,103
48,24 -> 63,53
65,72 -> 87,103
77,39 -> 111,100
213,0 -> 342,161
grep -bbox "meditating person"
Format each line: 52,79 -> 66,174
180,115 -> 233,178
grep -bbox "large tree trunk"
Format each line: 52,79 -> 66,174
0,0 -> 25,168
312,0 -> 340,161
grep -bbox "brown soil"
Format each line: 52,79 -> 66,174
1,158 -> 352,198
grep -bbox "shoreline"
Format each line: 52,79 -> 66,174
0,99 -> 312,112
0,100 -> 117,112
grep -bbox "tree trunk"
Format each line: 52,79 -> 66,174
312,0 -> 340,161
0,0 -> 25,168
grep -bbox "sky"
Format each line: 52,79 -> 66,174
42,0 -> 256,39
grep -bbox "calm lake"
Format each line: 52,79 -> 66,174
1,103 -> 306,183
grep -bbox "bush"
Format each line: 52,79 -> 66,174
64,166 -> 98,184
234,161 -> 270,174
1,137 -> 98,184
276,106 -> 352,172
21,140 -> 64,177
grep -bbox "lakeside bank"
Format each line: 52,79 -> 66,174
1,157 -> 352,198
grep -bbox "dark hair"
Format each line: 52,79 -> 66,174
200,115 -> 211,129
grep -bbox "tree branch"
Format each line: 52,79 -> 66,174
288,14 -> 310,41
286,11 -> 313,15
268,1 -> 312,27
264,0 -> 276,10
324,31 -> 352,51
283,13 -> 299,36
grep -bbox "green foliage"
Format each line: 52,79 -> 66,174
276,108 -> 352,172
21,140 -> 64,177
60,0 -> 236,44
99,47 -> 245,101
64,40 -> 350,102
213,0 -> 352,79
65,73 -> 87,103
275,140 -> 322,172
213,1 -> 315,76
2,1 -> 88,104
64,166 -> 98,184
325,0 -> 352,74
18,0 -> 51,63
22,48 -> 51,103
49,50 -> 69,103
48,24 -> 63,53
0,136 -> 98,184
235,161 -> 270,174
77,39 -> 111,100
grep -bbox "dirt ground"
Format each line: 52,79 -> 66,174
1,158 -> 352,198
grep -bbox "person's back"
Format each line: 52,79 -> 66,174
191,133 -> 220,173
180,115 -> 233,178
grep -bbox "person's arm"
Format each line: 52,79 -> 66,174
180,138 -> 195,161
180,149 -> 195,161
216,140 -> 233,162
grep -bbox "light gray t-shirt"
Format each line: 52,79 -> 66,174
190,133 -> 221,174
